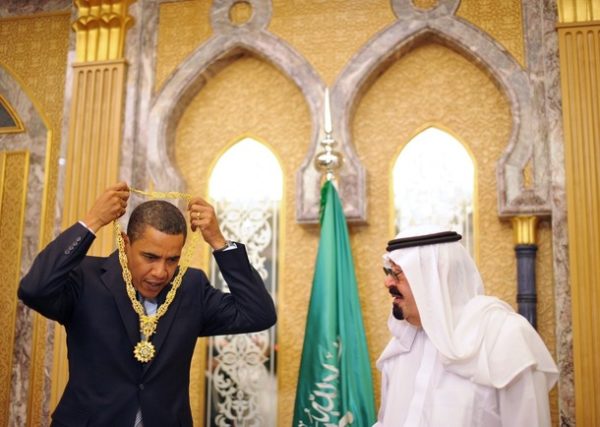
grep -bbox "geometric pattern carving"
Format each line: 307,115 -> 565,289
207,199 -> 278,426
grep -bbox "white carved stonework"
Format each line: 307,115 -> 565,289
207,199 -> 278,426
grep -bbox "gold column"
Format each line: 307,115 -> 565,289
51,0 -> 135,410
558,1 -> 600,424
0,151 -> 30,426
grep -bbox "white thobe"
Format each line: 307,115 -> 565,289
373,327 -> 553,427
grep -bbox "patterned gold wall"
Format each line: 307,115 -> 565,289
160,1 -> 555,425
0,12 -> 71,427
457,0 -> 525,66
0,11 -> 70,246
0,151 -> 29,427
155,1 -> 213,90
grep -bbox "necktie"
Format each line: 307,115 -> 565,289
134,298 -> 158,427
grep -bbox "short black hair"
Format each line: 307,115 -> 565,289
127,200 -> 187,243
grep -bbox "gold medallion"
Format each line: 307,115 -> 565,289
134,341 -> 156,363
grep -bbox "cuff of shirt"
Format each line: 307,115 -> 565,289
78,220 -> 96,236
214,240 -> 237,252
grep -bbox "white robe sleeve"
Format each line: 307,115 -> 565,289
373,365 -> 389,427
498,367 -> 553,427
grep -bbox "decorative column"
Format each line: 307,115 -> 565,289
557,1 -> 600,425
511,216 -> 538,328
52,0 -> 135,410
64,0 -> 134,254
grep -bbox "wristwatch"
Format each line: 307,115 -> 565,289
215,240 -> 237,252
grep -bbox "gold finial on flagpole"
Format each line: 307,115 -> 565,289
315,88 -> 343,182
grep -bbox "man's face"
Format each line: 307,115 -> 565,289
124,226 -> 185,299
384,262 -> 421,327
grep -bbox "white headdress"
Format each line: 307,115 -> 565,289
381,225 -> 558,389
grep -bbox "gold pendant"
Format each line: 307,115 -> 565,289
139,315 -> 157,337
134,340 -> 156,363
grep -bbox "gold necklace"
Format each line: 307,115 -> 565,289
114,188 -> 199,363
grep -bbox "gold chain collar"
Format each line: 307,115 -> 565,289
114,188 -> 199,363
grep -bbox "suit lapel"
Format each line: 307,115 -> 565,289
101,252 -> 140,348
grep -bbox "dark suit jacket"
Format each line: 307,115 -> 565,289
18,223 -> 277,427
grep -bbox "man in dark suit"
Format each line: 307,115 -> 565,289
18,182 -> 277,427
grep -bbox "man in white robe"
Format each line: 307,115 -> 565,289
374,225 -> 558,427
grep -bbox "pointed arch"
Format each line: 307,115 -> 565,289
146,31 -> 324,196
208,136 -> 283,202
327,9 -> 549,217
205,135 -> 281,426
392,125 -> 476,256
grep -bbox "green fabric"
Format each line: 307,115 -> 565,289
293,180 -> 376,426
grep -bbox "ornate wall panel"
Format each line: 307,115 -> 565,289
0,56 -> 57,425
0,10 -> 70,246
456,0 -> 525,66
269,0 -> 396,85
155,1 -> 213,90
0,15 -> 73,423
0,151 -> 28,427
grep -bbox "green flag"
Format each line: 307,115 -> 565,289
293,180 -> 376,426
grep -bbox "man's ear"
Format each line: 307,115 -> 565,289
122,232 -> 130,248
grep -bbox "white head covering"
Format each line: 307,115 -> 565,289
381,225 -> 558,389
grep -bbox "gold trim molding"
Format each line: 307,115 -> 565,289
511,216 -> 538,245
73,0 -> 136,62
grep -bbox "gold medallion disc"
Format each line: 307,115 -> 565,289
134,341 -> 156,363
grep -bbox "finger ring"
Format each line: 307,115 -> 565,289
194,212 -> 200,219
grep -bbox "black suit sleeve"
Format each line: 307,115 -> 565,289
18,222 -> 95,324
198,243 -> 277,336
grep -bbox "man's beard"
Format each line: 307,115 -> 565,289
389,286 -> 404,320
392,304 -> 404,320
